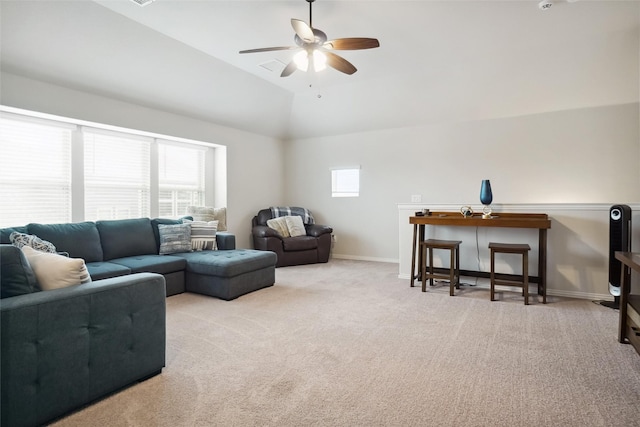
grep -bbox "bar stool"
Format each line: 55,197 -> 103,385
421,239 -> 462,296
489,242 -> 531,305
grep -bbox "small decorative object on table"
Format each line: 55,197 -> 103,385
480,179 -> 493,219
460,206 -> 474,217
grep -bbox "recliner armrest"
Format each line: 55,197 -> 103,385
253,225 -> 282,239
216,232 -> 236,250
306,224 -> 333,237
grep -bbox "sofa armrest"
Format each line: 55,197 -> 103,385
306,224 -> 333,237
253,225 -> 282,239
0,273 -> 166,427
216,232 -> 236,250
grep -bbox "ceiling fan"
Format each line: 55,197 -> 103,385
239,0 -> 380,77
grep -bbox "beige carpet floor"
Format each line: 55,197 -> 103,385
54,259 -> 640,427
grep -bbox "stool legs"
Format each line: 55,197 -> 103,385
490,249 -> 496,301
421,246 -> 427,292
449,247 -> 455,296
420,240 -> 461,295
523,251 -> 529,305
489,243 -> 531,305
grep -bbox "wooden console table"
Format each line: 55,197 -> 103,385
615,252 -> 640,356
410,212 -> 551,303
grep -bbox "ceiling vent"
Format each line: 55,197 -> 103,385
130,0 -> 155,6
259,60 -> 286,73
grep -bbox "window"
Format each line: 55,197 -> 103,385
84,129 -> 151,221
0,108 -> 221,227
0,114 -> 73,226
158,142 -> 205,218
332,167 -> 360,198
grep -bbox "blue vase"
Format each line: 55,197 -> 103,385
480,180 -> 493,205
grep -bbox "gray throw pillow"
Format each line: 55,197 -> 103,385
158,224 -> 192,255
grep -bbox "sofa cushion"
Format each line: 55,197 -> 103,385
0,244 -> 39,298
108,255 -> 187,275
174,250 -> 277,278
282,236 -> 318,251
21,246 -> 91,291
0,226 -> 29,244
85,262 -> 132,281
28,222 -> 104,263
97,218 -> 157,260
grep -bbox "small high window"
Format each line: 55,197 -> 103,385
331,167 -> 360,198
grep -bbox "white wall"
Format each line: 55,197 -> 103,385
285,103 -> 640,262
0,72 -> 285,249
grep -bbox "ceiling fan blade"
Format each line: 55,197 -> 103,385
324,51 -> 357,75
239,46 -> 296,54
291,19 -> 315,43
324,38 -> 380,50
280,60 -> 298,77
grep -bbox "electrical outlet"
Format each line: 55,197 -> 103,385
332,234 -> 337,242
411,194 -> 422,203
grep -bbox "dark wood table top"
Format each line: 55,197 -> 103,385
410,212 -> 551,229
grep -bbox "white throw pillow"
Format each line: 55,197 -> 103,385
184,220 -> 219,251
285,215 -> 306,237
185,206 -> 227,231
21,246 -> 91,291
266,217 -> 290,238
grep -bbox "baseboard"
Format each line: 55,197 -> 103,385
397,272 -> 615,302
332,254 -> 399,264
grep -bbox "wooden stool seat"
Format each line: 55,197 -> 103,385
489,242 -> 531,305
421,239 -> 462,296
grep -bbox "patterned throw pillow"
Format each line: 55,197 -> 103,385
266,217 -> 290,238
158,224 -> 192,255
285,215 -> 307,237
21,246 -> 91,291
184,220 -> 218,251
10,232 -> 56,253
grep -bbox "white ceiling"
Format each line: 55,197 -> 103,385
1,0 -> 638,139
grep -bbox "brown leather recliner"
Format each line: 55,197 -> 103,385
251,208 -> 333,267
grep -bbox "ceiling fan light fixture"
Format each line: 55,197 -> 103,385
294,50 -> 327,72
294,51 -> 309,72
312,50 -> 327,72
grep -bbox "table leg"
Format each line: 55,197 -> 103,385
539,228 -> 547,304
618,262 -> 630,343
410,224 -> 417,287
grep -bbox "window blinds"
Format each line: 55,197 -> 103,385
158,141 -> 206,218
83,129 -> 151,221
0,115 -> 73,226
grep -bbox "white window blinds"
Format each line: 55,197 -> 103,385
83,129 -> 151,221
158,142 -> 206,218
0,115 -> 73,227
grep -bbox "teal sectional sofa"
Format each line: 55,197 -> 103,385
0,217 -> 277,299
0,217 -> 277,426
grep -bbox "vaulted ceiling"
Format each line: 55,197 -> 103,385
1,0 -> 638,139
